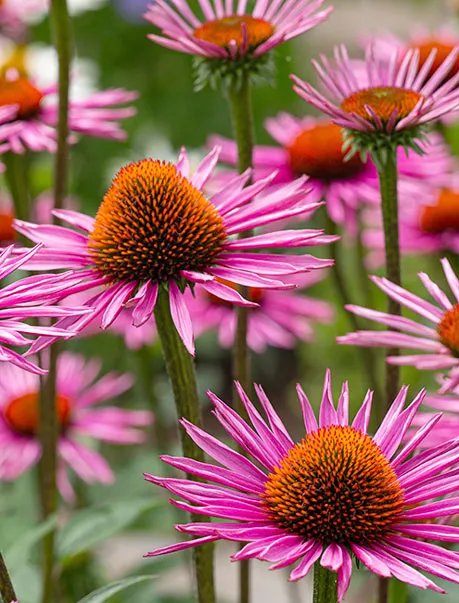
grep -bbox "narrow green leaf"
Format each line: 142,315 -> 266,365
57,498 -> 159,562
76,576 -> 156,603
5,513 -> 58,572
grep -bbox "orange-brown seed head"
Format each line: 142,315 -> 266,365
4,392 -> 71,436
438,305 -> 459,356
287,122 -> 363,181
341,86 -> 423,126
193,15 -> 274,51
89,159 -> 227,284
420,189 -> 459,234
264,425 -> 405,545
0,76 -> 43,118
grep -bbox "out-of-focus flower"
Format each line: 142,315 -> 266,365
145,0 -> 332,61
364,184 -> 459,262
0,351 -> 152,500
338,258 -> 459,391
14,148 -> 336,356
0,41 -> 137,153
209,117 -> 453,234
187,272 -> 333,352
0,0 -> 47,37
0,245 -> 92,374
145,371 -> 459,601
292,44 -> 459,142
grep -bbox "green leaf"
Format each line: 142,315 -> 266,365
5,513 -> 58,572
57,498 -> 160,563
76,576 -> 156,603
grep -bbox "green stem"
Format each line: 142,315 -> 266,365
0,551 -> 17,603
312,562 -> 337,603
3,152 -> 30,223
38,3 -> 71,603
388,579 -> 408,603
137,345 -> 169,451
355,209 -> 373,309
153,286 -> 215,603
227,72 -> 255,603
375,148 -> 401,415
326,213 -> 382,409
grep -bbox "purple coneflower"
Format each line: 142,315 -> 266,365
145,0 -> 332,61
14,147 -> 335,355
292,43 -> 459,136
0,351 -> 152,501
338,258 -> 459,390
145,371 -> 459,600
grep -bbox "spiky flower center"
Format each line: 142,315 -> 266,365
438,305 -> 459,356
89,159 -> 227,284
409,41 -> 459,83
193,16 -> 274,51
420,189 -> 459,233
4,392 -> 71,436
341,86 -> 423,125
0,76 -> 43,118
287,122 -> 364,181
0,210 -> 15,242
264,425 -> 405,545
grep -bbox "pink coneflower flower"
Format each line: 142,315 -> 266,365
187,272 -> 333,352
371,26 -> 459,89
144,0 -> 333,60
209,116 -> 453,233
0,70 -> 137,153
337,258 -> 459,390
0,351 -> 152,501
145,371 -> 459,600
364,184 -> 459,262
0,244 -> 91,375
292,43 -> 459,136
14,147 -> 335,356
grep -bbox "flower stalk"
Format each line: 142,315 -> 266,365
0,551 -> 17,603
375,147 -> 400,413
325,212 -> 382,409
38,2 -> 71,603
227,71 -> 255,603
4,152 -> 30,222
154,285 -> 215,603
313,562 -> 337,603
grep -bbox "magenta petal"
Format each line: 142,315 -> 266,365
169,281 -> 195,356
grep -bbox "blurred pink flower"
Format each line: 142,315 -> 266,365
0,351 -> 152,501
187,271 -> 334,352
209,116 -> 453,234
146,371 -> 459,600
0,71 -> 137,153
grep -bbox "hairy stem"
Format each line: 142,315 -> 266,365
154,286 -> 215,603
312,562 -> 337,603
0,552 -> 17,603
38,3 -> 71,603
376,148 -> 401,414
227,72 -> 255,603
